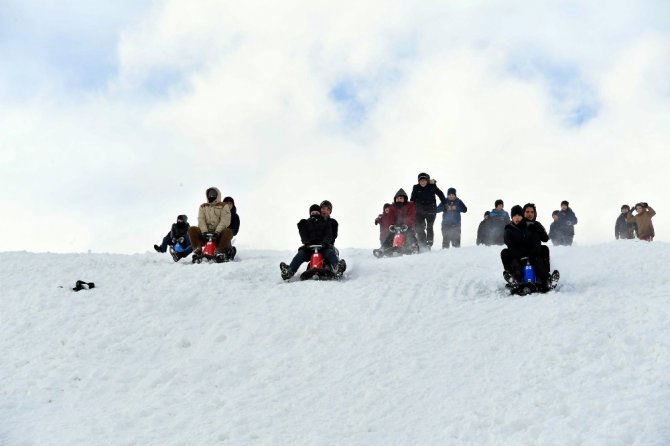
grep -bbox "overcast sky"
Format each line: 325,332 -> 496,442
1,0 -> 668,253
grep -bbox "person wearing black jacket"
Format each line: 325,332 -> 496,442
280,204 -> 345,280
222,196 -> 240,259
615,204 -> 637,239
501,205 -> 550,287
410,172 -> 446,249
154,214 -> 193,260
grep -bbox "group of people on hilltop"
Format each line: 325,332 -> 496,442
154,186 -> 240,262
477,200 -> 579,247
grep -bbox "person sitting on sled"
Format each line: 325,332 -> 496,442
154,214 -> 193,261
522,203 -> 551,272
379,189 -> 418,254
187,186 -> 233,262
500,205 -> 551,289
280,204 -> 346,280
220,196 -> 240,260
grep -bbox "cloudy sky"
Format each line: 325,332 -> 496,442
1,0 -> 668,253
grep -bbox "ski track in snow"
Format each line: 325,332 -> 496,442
2,243 -> 670,445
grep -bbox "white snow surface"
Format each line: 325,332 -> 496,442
2,242 -> 670,445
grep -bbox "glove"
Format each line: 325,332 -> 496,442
375,216 -> 381,225
212,232 -> 221,243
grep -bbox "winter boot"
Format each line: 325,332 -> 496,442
280,262 -> 294,280
548,270 -> 560,289
215,251 -> 228,263
373,248 -> 384,258
170,249 -> 181,262
335,259 -> 347,277
154,244 -> 162,253
227,246 -> 237,261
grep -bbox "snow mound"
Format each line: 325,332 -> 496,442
2,242 -> 670,445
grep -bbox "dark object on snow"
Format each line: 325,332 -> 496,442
73,280 -> 95,292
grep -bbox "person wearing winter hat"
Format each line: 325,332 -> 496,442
280,204 -> 346,280
615,204 -> 637,240
500,205 -> 551,288
410,172 -> 447,250
379,188 -> 419,254
627,202 -> 656,241
188,186 -> 233,262
553,200 -> 578,245
374,203 -> 393,245
436,187 -> 467,248
154,214 -> 193,261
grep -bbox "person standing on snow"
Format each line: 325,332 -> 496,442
410,172 -> 446,250
615,204 -> 637,240
436,187 -> 467,248
188,186 -> 233,262
374,203 -> 392,246
627,202 -> 656,241
488,199 -> 510,246
476,211 -> 492,246
554,200 -> 578,246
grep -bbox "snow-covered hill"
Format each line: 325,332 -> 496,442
2,242 -> 670,445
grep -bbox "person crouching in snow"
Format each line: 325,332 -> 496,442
280,204 -> 346,280
154,214 -> 192,261
188,187 -> 233,262
436,187 -> 467,248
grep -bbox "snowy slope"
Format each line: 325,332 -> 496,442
2,243 -> 670,445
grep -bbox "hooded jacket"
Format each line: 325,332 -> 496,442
198,187 -> 232,234
170,215 -> 190,239
388,189 -> 416,229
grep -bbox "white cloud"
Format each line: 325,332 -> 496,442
1,0 -> 668,253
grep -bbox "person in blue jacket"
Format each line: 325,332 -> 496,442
436,187 -> 467,248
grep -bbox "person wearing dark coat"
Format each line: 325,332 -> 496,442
221,196 -> 240,259
154,214 -> 193,260
548,210 -> 566,246
476,211 -> 492,246
523,203 -> 551,274
554,200 -> 578,245
435,187 -> 467,248
501,205 -> 550,287
410,172 -> 446,249
381,188 -> 419,251
280,204 -> 345,280
615,204 -> 637,240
